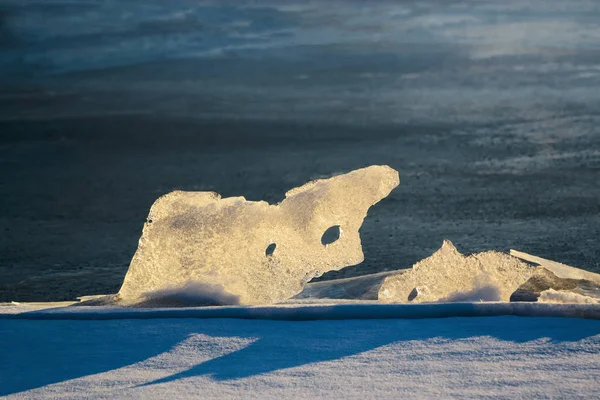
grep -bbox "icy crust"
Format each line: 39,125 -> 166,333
118,166 -> 399,305
2,302 -> 600,321
378,241 -> 536,303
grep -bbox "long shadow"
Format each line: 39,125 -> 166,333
0,318 -> 195,396
141,316 -> 599,383
2,315 -> 599,396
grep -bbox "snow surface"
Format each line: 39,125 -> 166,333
1,307 -> 600,399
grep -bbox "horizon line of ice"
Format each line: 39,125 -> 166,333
3,302 -> 600,321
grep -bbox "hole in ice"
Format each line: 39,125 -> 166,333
408,287 -> 419,301
321,225 -> 341,246
265,243 -> 276,256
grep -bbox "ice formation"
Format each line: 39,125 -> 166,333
295,270 -> 400,301
117,165 -> 399,305
509,264 -> 600,302
510,250 -> 600,284
378,240 -> 536,303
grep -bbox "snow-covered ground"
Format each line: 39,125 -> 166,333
2,304 -> 600,399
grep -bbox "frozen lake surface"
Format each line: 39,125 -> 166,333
1,0 -> 599,301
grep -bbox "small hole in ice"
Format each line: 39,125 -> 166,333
408,288 -> 419,301
266,243 -> 276,256
321,225 -> 341,246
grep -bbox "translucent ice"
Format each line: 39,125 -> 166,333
118,165 -> 399,305
509,264 -> 600,302
378,240 -> 535,303
510,250 -> 600,284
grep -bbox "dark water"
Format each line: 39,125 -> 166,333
1,1 -> 599,301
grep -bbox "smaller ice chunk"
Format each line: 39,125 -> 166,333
378,240 -> 535,303
509,267 -> 600,302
